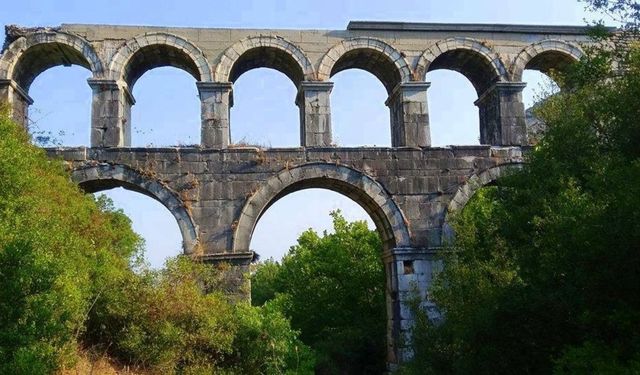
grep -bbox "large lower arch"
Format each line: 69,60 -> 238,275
108,32 -> 213,88
72,163 -> 199,254
511,40 -> 583,82
416,37 -> 507,95
0,31 -> 104,91
318,38 -> 412,94
233,163 -> 411,253
214,35 -> 315,84
442,163 -> 523,244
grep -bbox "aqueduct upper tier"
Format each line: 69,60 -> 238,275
1,22 -> 592,149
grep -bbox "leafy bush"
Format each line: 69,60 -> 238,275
0,105 -> 143,374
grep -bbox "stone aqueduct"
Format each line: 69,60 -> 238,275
0,22 -> 591,366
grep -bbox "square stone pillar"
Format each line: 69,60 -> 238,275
386,82 -> 431,148
475,82 -> 527,146
88,79 -> 133,147
0,79 -> 33,129
383,247 -> 442,370
296,81 -> 333,147
197,82 -> 232,148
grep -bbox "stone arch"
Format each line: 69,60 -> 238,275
72,163 -> 199,254
0,31 -> 104,91
511,40 -> 583,82
317,38 -> 412,94
214,35 -> 315,85
109,32 -> 213,88
442,163 -> 523,244
416,37 -> 507,95
233,163 -> 411,253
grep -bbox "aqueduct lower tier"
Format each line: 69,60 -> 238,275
49,145 -> 524,367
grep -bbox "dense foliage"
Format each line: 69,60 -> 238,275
0,107 -> 313,374
403,5 -> 640,374
252,212 -> 387,374
0,105 -> 143,374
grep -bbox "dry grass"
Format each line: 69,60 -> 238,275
58,351 -> 153,375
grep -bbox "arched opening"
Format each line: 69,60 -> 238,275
227,46 -> 305,147
520,49 -> 578,144
94,187 -> 183,269
234,164 -> 410,253
72,164 -> 199,260
121,44 -> 202,147
9,41 -> 94,146
331,69 -> 390,147
248,186 -> 390,373
443,164 -> 523,244
328,46 -> 405,147
251,188 -> 375,260
231,68 -> 298,147
424,48 -> 501,146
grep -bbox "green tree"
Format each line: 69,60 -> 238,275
403,5 -> 640,373
252,211 -> 387,374
0,105 -> 143,374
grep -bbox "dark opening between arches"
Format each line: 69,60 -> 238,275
330,48 -> 401,94
525,50 -> 577,81
124,44 -> 201,88
252,177 -> 397,251
428,49 -> 499,95
12,42 -> 91,91
229,47 -> 304,86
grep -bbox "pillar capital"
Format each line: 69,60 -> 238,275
474,81 -> 527,106
385,82 -> 431,107
87,78 -> 119,91
298,81 -> 334,91
196,81 -> 233,95
197,251 -> 254,266
0,78 -> 33,105
382,247 -> 438,262
296,81 -> 333,106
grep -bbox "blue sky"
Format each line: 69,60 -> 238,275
1,0 -> 595,267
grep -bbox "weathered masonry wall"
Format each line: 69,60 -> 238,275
2,21 -> 592,370
1,22 -> 592,149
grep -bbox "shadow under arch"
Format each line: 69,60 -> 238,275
0,31 -> 104,91
511,40 -> 584,82
442,163 -> 524,245
72,163 -> 199,254
416,37 -> 507,95
233,163 -> 411,253
318,37 -> 412,94
108,32 -> 213,88
215,35 -> 315,85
